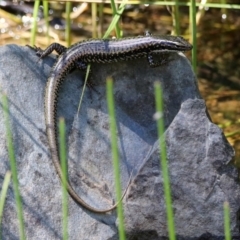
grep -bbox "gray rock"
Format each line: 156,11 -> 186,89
0,44 -> 238,240
124,99 -> 239,239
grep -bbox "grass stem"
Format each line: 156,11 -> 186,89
2,94 -> 26,240
106,78 -> 126,240
154,82 -> 175,240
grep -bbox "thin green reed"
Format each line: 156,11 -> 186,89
106,78 -> 126,240
224,202 -> 231,240
172,0 -> 180,35
91,3 -> 98,38
0,171 -> 11,237
65,2 -> 72,47
43,0 -> 50,45
103,0 -> 128,39
59,118 -> 69,240
30,0 -> 40,46
2,95 -> 26,240
221,0 -> 227,15
98,3 -> 104,37
109,0 -> 121,37
190,0 -> 197,73
154,82 -> 176,240
77,65 -> 91,116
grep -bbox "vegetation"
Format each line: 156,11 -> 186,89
0,0 -> 239,239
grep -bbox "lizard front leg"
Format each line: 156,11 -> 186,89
147,52 -> 171,67
30,42 -> 67,58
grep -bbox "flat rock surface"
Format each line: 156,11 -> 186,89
0,44 -> 238,239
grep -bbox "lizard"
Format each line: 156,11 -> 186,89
29,31 -> 192,213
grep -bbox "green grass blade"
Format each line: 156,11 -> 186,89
224,202 -> 231,240
172,0 -> 180,35
110,0 -> 118,16
103,0 -> 127,39
98,3 -> 104,38
91,3 -> 98,38
77,64 -> 91,116
190,0 -> 197,73
59,118 -> 68,240
30,0 -> 40,46
2,94 -> 26,240
0,171 -> 11,236
109,0 -> 121,37
42,0 -> 50,44
65,2 -> 72,47
221,0 -> 227,15
154,82 -> 175,240
106,78 -> 125,240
